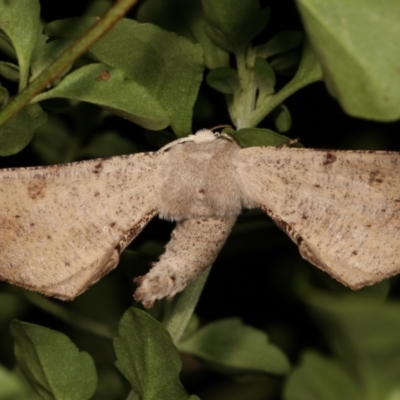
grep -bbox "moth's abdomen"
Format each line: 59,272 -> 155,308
158,138 -> 244,221
134,216 -> 237,308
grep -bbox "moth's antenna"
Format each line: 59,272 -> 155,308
210,124 -> 232,134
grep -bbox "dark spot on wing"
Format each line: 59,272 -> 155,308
28,180 -> 46,200
322,152 -> 337,165
369,170 -> 385,184
93,161 -> 104,174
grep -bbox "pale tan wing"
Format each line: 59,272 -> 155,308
235,147 -> 400,288
0,152 -> 162,299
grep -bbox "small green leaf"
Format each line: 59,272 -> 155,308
137,0 -> 230,69
0,61 -> 19,82
272,105 -> 292,133
202,0 -> 270,52
256,31 -> 304,59
232,128 -> 296,148
178,318 -> 290,375
270,49 -> 302,76
0,103 -> 47,156
206,68 -> 239,95
283,351 -> 362,400
296,0 -> 400,121
33,64 -> 169,131
113,307 -> 192,400
45,18 -> 204,136
253,57 -> 276,99
0,0 -> 41,90
11,320 -> 97,400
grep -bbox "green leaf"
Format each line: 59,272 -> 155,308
296,280 -> 400,399
178,318 -> 290,375
253,57 -> 276,100
202,0 -> 270,52
45,18 -> 204,136
31,39 -> 74,81
0,365 -> 23,399
0,0 -> 40,90
0,61 -> 19,82
232,128 -> 297,148
272,104 -> 292,133
256,31 -> 304,59
0,103 -> 47,156
206,68 -> 239,95
10,320 -> 97,400
113,307 -> 192,400
137,0 -> 229,69
295,0 -> 400,121
270,49 -> 302,76
284,351 -> 362,400
33,64 -> 169,131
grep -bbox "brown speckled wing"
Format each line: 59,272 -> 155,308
235,147 -> 400,288
0,153 -> 161,299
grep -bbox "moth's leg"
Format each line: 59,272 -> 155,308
134,216 -> 237,308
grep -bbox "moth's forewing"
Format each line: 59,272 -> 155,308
0,153 -> 161,299
235,147 -> 400,288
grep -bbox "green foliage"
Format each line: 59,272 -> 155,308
0,0 -> 40,91
0,103 -> 47,156
41,17 -> 204,135
178,318 -> 290,375
114,307 -> 192,400
11,321 -> 97,400
296,0 -> 400,121
0,0 -> 399,399
284,279 -> 400,400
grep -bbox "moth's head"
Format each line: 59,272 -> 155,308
159,128 -> 238,153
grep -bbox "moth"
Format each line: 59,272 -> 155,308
1,129 -> 400,308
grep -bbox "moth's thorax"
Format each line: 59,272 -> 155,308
158,136 -> 244,220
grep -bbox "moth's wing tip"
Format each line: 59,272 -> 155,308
298,239 -> 395,290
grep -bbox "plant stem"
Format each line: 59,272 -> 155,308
166,267 -> 211,345
235,49 -> 256,129
23,291 -> 114,339
0,0 -> 139,129
247,39 -> 323,128
247,70 -> 322,128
